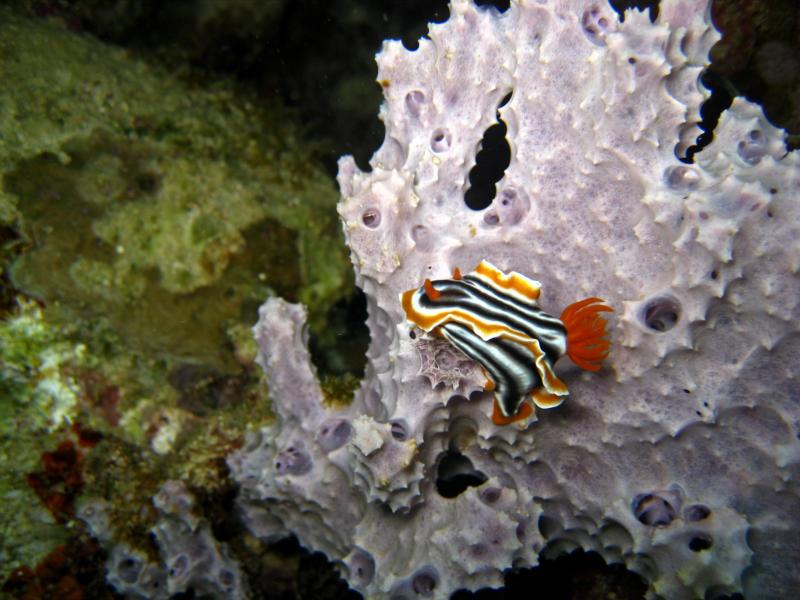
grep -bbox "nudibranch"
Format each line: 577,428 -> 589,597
401,261 -> 613,425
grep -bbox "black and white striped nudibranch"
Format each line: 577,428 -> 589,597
401,260 -> 613,426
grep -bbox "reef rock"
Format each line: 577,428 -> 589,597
229,1 -> 800,598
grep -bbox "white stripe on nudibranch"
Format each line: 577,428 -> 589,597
401,260 -> 612,425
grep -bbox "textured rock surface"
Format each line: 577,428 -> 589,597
229,1 -> 800,598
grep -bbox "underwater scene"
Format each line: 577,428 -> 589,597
1,0 -> 798,598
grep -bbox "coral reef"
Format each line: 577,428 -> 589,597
0,2 -> 348,587
229,1 -> 800,599
80,480 -> 245,599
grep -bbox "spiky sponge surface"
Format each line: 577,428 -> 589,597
230,1 -> 800,598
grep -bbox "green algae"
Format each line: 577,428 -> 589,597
0,301 -> 85,433
0,6 -> 351,362
0,301 -> 82,578
320,373 -> 362,409
5,140 -> 301,371
0,437 -> 69,587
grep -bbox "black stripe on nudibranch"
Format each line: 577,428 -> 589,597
440,322 -> 540,418
420,277 -> 567,359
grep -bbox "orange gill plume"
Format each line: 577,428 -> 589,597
560,297 -> 613,371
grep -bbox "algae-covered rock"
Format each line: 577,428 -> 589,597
0,5 -> 358,587
0,300 -> 86,434
0,5 -> 351,370
0,301 -> 80,576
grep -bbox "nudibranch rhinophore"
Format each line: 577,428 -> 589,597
401,261 -> 613,425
